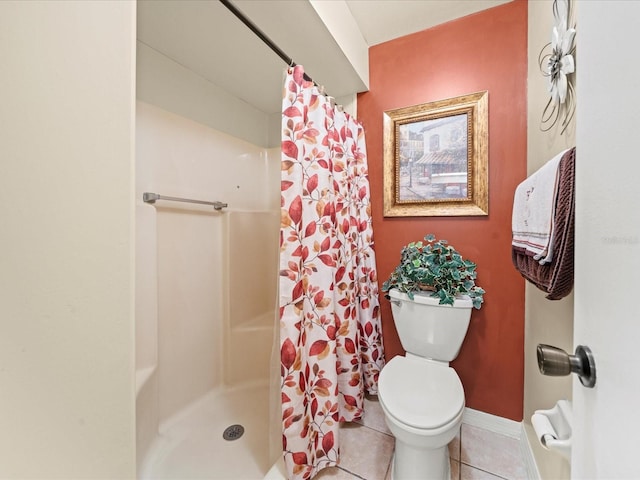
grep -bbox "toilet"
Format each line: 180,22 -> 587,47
378,288 -> 473,480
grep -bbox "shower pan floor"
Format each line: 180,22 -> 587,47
140,383 -> 274,479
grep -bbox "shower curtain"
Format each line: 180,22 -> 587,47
279,65 -> 385,479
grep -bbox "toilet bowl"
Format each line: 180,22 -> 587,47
378,289 -> 473,480
379,355 -> 464,480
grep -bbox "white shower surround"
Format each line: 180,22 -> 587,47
135,102 -> 281,478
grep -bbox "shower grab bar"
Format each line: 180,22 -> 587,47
143,192 -> 228,211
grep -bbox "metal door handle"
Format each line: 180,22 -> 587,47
537,344 -> 596,388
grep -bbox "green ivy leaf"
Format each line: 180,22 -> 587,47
382,233 -> 484,310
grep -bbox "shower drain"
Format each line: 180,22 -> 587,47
222,424 -> 245,441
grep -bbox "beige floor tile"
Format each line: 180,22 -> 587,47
314,466 -> 362,479
355,394 -> 392,435
460,424 -> 527,479
460,464 -> 505,480
338,422 -> 394,479
384,456 -> 393,480
451,458 -> 460,480
449,428 -> 461,461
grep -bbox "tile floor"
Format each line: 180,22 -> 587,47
314,395 -> 528,480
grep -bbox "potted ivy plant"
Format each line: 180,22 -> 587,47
381,234 -> 485,309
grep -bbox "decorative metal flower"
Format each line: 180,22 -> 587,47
539,0 -> 576,134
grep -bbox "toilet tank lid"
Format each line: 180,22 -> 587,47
379,355 -> 465,430
389,288 -> 472,309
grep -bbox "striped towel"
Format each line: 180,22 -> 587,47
512,148 -> 569,264
512,148 -> 576,300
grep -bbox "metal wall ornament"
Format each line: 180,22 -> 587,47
539,0 -> 576,134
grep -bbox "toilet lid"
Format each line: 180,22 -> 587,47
378,356 -> 465,429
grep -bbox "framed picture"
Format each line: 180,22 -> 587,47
383,91 -> 489,217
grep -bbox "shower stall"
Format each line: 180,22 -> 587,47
135,102 -> 282,478
134,1 -> 367,477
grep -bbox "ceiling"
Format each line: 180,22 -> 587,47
344,0 -> 510,46
137,0 -> 511,115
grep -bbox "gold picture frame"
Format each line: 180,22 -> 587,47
383,91 -> 489,217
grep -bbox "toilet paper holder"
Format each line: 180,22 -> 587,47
537,344 -> 596,388
532,399 -> 572,460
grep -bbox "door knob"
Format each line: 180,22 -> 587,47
537,344 -> 596,388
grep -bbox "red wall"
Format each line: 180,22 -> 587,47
358,0 -> 527,421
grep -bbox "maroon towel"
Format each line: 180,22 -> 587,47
512,148 -> 575,300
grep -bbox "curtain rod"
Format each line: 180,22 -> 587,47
219,0 -> 316,86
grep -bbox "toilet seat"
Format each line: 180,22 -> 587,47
378,355 -> 465,430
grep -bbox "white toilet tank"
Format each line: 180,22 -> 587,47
389,288 -> 473,362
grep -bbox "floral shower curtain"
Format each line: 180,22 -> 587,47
279,65 -> 385,479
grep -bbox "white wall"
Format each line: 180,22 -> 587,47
523,1 -> 575,479
137,42 -> 277,148
0,1 -> 136,477
137,41 -> 357,150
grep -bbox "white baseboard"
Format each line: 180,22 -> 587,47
462,407 -> 522,438
520,423 -> 542,480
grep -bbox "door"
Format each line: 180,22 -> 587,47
573,1 -> 640,477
